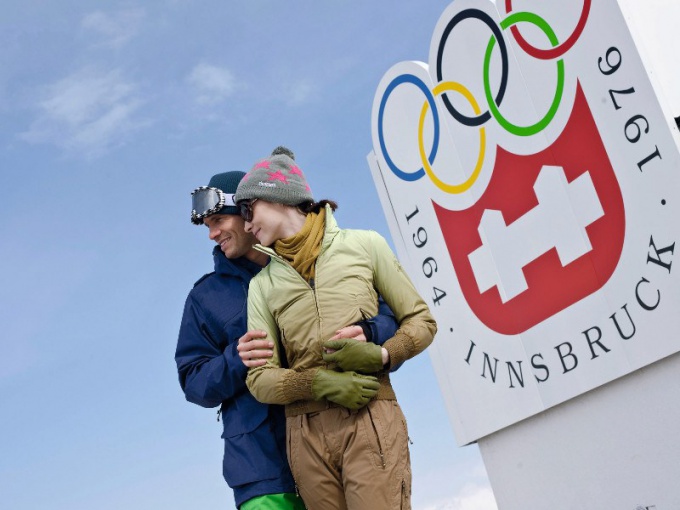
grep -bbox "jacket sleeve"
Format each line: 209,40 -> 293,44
245,277 -> 318,405
369,232 -> 438,369
175,292 -> 249,408
356,297 -> 402,372
356,297 -> 398,346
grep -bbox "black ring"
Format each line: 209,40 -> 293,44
436,8 -> 509,127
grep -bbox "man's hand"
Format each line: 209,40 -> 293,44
311,369 -> 380,410
322,338 -> 384,374
324,325 -> 366,355
329,325 -> 366,342
237,330 -> 273,368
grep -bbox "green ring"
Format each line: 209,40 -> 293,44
484,11 -> 565,137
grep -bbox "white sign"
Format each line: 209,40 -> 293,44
369,0 -> 680,445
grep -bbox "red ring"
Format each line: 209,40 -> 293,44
505,0 -> 591,60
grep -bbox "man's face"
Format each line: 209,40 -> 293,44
204,214 -> 257,259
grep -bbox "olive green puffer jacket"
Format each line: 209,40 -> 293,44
245,206 -> 437,416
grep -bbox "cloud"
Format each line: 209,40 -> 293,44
412,456 -> 498,510
185,62 -> 315,112
20,67 -> 147,157
418,484 -> 498,510
187,63 -> 237,105
285,79 -> 315,106
81,8 -> 145,49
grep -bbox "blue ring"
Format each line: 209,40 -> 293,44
378,74 -> 439,181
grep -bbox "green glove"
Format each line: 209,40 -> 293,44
322,339 -> 384,373
311,369 -> 380,410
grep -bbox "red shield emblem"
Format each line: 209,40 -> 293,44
433,84 -> 625,335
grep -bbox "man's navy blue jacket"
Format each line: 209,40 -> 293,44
175,247 -> 398,507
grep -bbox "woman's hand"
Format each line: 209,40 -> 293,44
322,339 -> 384,373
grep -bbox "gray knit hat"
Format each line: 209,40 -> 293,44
233,146 -> 314,206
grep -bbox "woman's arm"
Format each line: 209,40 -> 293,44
369,232 -> 438,369
244,277 -> 318,404
245,276 -> 381,409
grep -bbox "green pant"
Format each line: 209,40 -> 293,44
240,492 -> 305,510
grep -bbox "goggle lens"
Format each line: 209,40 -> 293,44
190,186 -> 232,224
192,188 -> 221,216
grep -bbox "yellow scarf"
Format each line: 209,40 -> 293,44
274,208 -> 326,282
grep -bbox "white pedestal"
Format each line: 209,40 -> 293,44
478,352 -> 680,509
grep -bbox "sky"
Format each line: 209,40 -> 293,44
0,1 -> 498,509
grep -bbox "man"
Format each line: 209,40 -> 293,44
175,170 -> 398,509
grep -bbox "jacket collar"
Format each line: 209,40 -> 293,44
254,204 -> 339,261
212,245 -> 262,279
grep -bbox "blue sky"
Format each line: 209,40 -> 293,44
0,2 -> 496,509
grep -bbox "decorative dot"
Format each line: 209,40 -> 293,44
661,199 -> 667,205
449,328 -> 454,332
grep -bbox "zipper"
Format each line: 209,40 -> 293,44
367,406 -> 386,469
265,248 -> 323,348
288,416 -> 301,498
311,261 -> 322,334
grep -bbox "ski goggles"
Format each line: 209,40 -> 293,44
190,186 -> 236,224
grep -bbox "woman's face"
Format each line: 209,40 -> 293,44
244,199 -> 291,246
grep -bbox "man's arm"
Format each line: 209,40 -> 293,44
354,297 -> 399,347
175,292 -> 263,408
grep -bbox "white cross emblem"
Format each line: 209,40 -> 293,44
468,166 -> 605,303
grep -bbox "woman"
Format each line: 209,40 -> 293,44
234,147 -> 437,510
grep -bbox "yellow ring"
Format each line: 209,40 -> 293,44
418,81 -> 486,194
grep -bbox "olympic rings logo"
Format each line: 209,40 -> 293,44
377,0 -> 590,194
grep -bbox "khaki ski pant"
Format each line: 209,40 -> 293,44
286,399 -> 412,510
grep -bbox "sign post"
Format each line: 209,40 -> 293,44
368,0 -> 680,507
